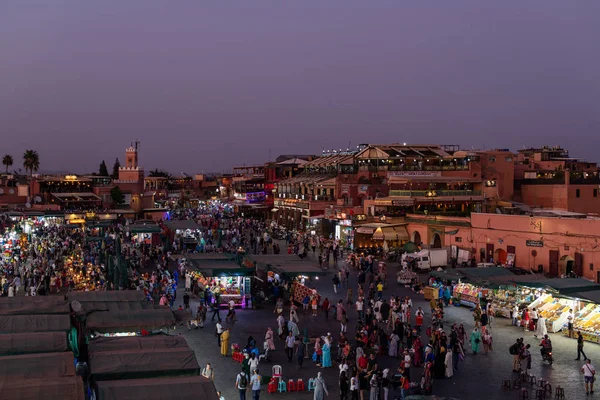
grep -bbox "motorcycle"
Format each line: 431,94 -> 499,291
541,349 -> 553,365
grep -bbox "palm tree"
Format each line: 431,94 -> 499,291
2,154 -> 13,173
23,150 -> 40,177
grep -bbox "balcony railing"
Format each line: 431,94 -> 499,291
389,190 -> 481,197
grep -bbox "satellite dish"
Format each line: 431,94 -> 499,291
71,301 -> 82,312
25,203 -> 31,208
0,188 -> 3,194
9,189 -> 14,194
34,196 -> 42,203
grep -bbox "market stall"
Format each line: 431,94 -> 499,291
515,278 -> 600,333
453,283 -> 490,308
186,259 -> 255,308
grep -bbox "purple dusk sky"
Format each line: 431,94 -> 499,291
1,1 -> 599,174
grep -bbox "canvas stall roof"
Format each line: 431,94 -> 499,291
86,309 -> 176,333
0,332 -> 68,355
79,301 -> 157,314
0,314 -> 71,334
182,253 -> 235,261
129,224 -> 162,234
569,290 -> 600,303
272,263 -> 325,277
0,297 -> 70,315
163,219 -> 200,231
187,260 -> 255,277
96,376 -> 218,400
0,377 -> 84,400
372,225 -> 409,241
429,270 -> 465,280
456,267 -> 515,279
90,348 -> 199,380
68,290 -> 147,303
250,254 -> 307,266
89,335 -> 189,353
485,273 -> 545,287
0,352 -> 75,379
516,278 -> 600,294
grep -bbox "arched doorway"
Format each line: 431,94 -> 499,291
431,233 -> 442,249
412,231 -> 422,247
559,255 -> 575,276
494,248 -> 507,264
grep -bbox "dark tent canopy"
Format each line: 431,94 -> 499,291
86,309 -> 176,334
69,291 -> 147,303
0,377 -> 84,400
0,298 -> 70,315
163,219 -> 200,231
0,352 -> 75,379
516,278 -> 600,295
90,348 -> 200,381
96,376 -> 218,400
0,314 -> 71,334
89,335 -> 189,353
0,332 -> 68,355
79,301 -> 158,314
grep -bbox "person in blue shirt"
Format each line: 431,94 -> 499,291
249,369 -> 262,400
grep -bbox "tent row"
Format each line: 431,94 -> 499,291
0,297 -> 82,400
68,291 -> 218,400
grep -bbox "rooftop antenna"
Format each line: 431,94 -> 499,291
134,139 -> 140,151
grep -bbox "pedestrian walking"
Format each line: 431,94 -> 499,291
582,359 -> 596,395
295,339 -> 304,369
314,372 -> 329,400
201,363 -> 215,381
250,369 -> 262,400
577,330 -> 588,361
211,302 -> 222,322
339,371 -> 349,400
216,321 -> 224,346
285,331 -> 295,362
235,367 -> 249,400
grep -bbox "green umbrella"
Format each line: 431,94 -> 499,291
403,241 -> 419,254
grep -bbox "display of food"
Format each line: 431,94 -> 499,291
564,305 -> 600,343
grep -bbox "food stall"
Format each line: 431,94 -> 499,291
490,287 -> 539,318
514,278 -> 600,334
397,269 -> 418,285
186,258 -> 255,308
562,290 -> 600,343
453,283 -> 489,308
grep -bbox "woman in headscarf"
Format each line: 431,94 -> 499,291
339,370 -> 349,400
277,314 -> 285,338
388,331 -> 400,358
457,324 -> 466,345
434,346 -> 446,378
381,369 -> 390,400
265,327 -> 275,351
355,346 -> 365,368
314,338 -> 323,366
445,346 -> 454,378
314,371 -> 329,400
470,327 -> 481,355
368,373 -> 378,400
322,337 -> 332,368
337,300 -> 346,322
412,336 -> 423,366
